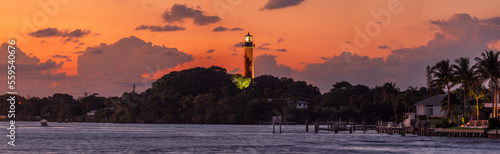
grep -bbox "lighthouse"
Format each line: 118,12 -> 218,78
242,32 -> 255,79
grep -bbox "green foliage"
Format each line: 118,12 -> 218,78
232,74 -> 251,90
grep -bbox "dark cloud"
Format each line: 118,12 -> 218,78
483,17 -> 500,25
88,49 -> 104,54
320,57 -> 329,60
377,45 -> 391,49
262,0 -> 305,10
134,24 -> 185,32
230,27 -> 244,31
78,42 -> 84,46
207,49 -> 215,53
29,28 -> 91,38
231,53 -> 238,56
74,51 -> 84,54
212,26 -> 229,32
275,48 -> 287,52
206,56 -> 211,59
233,42 -> 244,48
257,43 -> 271,51
76,36 -> 194,96
66,58 -> 72,62
52,54 -> 70,59
254,54 -> 296,77
162,4 -> 221,26
296,13 -> 500,92
277,38 -> 284,43
0,43 -> 67,96
229,68 -> 240,74
429,27 -> 438,30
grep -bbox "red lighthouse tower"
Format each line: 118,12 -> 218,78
242,32 -> 255,79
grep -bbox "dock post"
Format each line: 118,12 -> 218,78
314,121 -> 318,133
273,121 -> 275,134
306,119 -> 309,132
279,120 -> 282,133
363,121 -> 366,134
496,126 -> 498,139
327,120 -> 330,132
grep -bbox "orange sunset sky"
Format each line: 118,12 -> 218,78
1,0 -> 500,97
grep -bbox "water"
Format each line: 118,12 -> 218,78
1,122 -> 499,153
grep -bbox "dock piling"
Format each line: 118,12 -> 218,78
306,119 -> 309,132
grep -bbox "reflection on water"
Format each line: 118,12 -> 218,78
1,122 -> 499,153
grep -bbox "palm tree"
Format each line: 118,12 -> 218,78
402,86 -> 419,113
469,82 -> 487,120
382,82 -> 400,117
426,65 -> 432,90
452,57 -> 476,119
474,50 -> 500,118
431,59 -> 456,118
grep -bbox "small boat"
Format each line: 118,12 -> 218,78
40,119 -> 48,126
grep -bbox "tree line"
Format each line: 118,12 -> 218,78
1,51 -> 499,124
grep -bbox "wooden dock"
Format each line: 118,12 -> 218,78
311,120 -> 498,139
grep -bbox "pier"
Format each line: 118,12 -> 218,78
311,119 -> 498,138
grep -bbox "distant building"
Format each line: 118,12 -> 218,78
292,100 -> 309,109
87,110 -> 97,116
265,98 -> 310,109
414,94 -> 446,118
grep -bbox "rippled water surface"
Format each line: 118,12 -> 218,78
1,122 -> 499,153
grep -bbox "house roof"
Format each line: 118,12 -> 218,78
414,94 -> 446,106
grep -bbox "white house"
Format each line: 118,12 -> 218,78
293,100 -> 309,109
86,110 -> 97,116
414,94 -> 446,118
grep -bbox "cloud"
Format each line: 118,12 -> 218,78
483,17 -> 500,26
75,36 -> 194,96
254,54 -> 296,77
0,36 -> 196,97
257,43 -> 271,51
213,26 -> 244,32
230,27 -> 244,31
207,49 -> 215,53
51,54 -> 70,59
277,38 -> 284,43
162,4 -> 221,26
231,53 -> 238,56
377,45 -> 391,49
229,68 -> 240,74
0,43 -> 67,96
275,48 -> 287,52
134,24 -> 185,32
295,52 -> 390,92
262,0 -> 305,10
295,13 -> 500,92
320,57 -> 329,60
29,28 -> 91,38
212,26 -> 229,32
